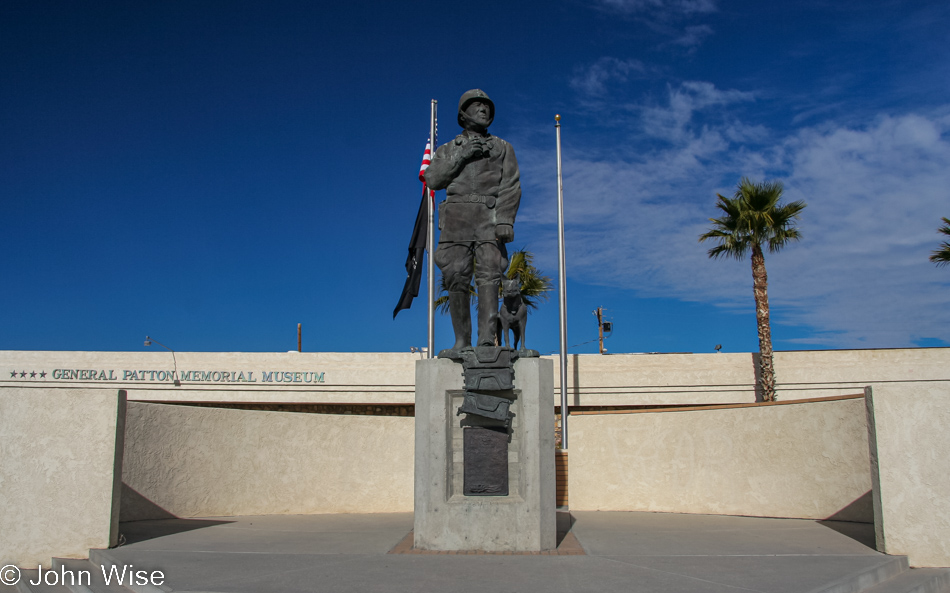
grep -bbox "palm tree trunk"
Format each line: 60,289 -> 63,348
750,243 -> 776,402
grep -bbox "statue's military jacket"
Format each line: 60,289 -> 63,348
423,131 -> 521,243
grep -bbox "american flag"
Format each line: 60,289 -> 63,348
419,140 -> 434,201
393,139 -> 435,318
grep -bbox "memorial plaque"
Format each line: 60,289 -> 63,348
463,426 -> 509,496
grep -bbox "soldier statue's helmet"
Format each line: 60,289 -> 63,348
457,89 -> 495,127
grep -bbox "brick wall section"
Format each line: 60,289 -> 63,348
555,450 -> 568,508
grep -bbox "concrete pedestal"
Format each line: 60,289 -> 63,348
413,357 -> 556,551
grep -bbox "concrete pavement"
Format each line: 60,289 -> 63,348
81,511 -> 940,593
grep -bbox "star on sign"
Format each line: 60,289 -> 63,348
30,371 -> 37,378
40,371 -> 47,378
9,370 -> 16,378
19,371 -> 26,378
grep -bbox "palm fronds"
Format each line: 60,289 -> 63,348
930,217 -> 950,267
506,249 -> 553,309
699,177 -> 806,258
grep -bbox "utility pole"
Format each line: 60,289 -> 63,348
596,307 -> 605,354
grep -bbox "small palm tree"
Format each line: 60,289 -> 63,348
504,250 -> 553,309
930,217 -> 950,267
435,249 -> 552,313
699,177 -> 806,402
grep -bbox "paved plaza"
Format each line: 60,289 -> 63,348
80,511 -> 911,593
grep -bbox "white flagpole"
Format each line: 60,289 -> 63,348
555,114 -> 569,450
427,100 -> 438,359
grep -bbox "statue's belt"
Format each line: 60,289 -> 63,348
445,194 -> 496,208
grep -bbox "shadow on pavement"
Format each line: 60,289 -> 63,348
817,519 -> 876,549
117,518 -> 235,546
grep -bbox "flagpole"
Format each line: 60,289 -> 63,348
555,114 -> 569,450
427,100 -> 437,359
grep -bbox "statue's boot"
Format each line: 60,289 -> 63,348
448,291 -> 472,351
476,283 -> 500,347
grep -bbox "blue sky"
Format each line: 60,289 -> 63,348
2,0 -> 948,355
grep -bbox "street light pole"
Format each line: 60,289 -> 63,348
555,114 -> 569,450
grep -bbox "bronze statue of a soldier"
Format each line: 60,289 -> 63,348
424,89 -> 521,353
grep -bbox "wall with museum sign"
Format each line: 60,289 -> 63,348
4,347 -> 948,407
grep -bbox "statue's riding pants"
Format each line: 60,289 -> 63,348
435,241 -> 509,293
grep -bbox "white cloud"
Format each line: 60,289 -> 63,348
671,24 -> 714,47
766,114 -> 950,347
590,0 -> 718,49
596,0 -> 717,17
570,57 -> 646,98
517,82 -> 950,348
640,81 -> 755,142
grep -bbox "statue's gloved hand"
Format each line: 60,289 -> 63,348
496,224 -> 514,243
457,136 -> 488,162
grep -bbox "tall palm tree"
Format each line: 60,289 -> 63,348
699,177 -> 806,402
930,217 -> 950,267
